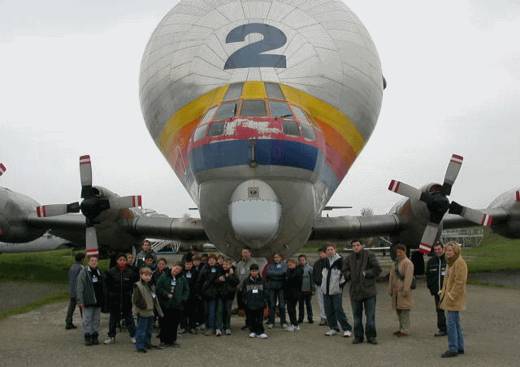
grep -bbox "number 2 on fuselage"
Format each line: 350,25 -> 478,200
224,23 -> 287,70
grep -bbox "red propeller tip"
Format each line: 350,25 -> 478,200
516,191 -> 520,202
0,163 -> 6,175
481,214 -> 493,227
79,155 -> 91,164
36,206 -> 47,218
388,180 -> 400,192
132,195 -> 142,207
450,154 -> 463,164
418,243 -> 431,254
86,249 -> 99,256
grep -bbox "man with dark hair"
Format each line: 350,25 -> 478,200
65,252 -> 85,329
343,240 -> 382,344
297,254 -> 314,324
136,240 -> 157,269
313,247 -> 327,325
104,253 -> 139,345
426,242 -> 447,337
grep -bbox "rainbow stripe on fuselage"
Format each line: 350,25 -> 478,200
158,81 -> 366,204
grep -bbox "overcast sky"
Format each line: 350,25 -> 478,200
1,0 -> 519,218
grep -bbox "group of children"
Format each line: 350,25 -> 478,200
70,244 -> 317,352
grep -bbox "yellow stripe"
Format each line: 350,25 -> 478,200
280,84 -> 365,154
159,85 -> 228,151
242,81 -> 266,99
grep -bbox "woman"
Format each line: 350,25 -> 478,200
388,244 -> 414,337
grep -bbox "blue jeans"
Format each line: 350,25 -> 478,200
206,299 -> 217,330
324,293 -> 352,331
216,298 -> 233,330
351,297 -> 376,340
135,316 -> 153,350
447,311 -> 464,352
268,289 -> 286,325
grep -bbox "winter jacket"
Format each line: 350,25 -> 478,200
389,257 -> 414,310
218,268 -> 240,300
320,254 -> 346,296
241,275 -> 268,310
284,267 -> 303,301
343,250 -> 382,302
135,250 -> 157,268
426,255 -> 446,296
312,258 -> 326,286
68,262 -> 83,298
197,264 -> 224,300
132,280 -> 163,318
152,267 -> 169,286
236,258 -> 258,284
300,264 -> 314,293
265,262 -> 287,290
440,249 -> 468,312
76,266 -> 106,309
156,272 -> 190,310
105,266 -> 139,310
183,267 -> 199,300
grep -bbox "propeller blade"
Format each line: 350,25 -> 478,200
85,226 -> 99,257
418,222 -> 439,254
442,154 -> 463,195
108,195 -> 142,210
79,155 -> 93,198
516,191 -> 520,202
449,201 -> 493,227
388,180 -> 422,201
36,203 -> 80,217
0,163 -> 6,176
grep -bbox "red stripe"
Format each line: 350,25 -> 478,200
137,196 -> 142,206
36,206 -> 46,217
79,155 -> 91,164
516,191 -> 520,202
451,154 -> 463,162
0,163 -> 6,174
132,196 -> 136,207
86,249 -> 99,256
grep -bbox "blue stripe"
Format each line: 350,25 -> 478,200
189,139 -> 319,173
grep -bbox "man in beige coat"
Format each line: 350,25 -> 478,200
388,244 -> 414,337
439,242 -> 468,358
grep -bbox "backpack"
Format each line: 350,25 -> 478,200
395,262 -> 416,290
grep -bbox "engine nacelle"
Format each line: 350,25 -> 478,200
0,187 -> 45,242
487,188 -> 520,238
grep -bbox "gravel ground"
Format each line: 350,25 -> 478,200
0,279 -> 519,367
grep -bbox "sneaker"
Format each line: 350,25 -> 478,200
441,351 -> 458,358
249,332 -> 256,338
295,325 -> 300,331
352,338 -> 363,344
216,329 -> 222,336
343,330 -> 352,338
225,329 -> 232,336
286,325 -> 295,332
367,338 -> 378,345
103,337 -> 115,345
257,333 -> 268,339
319,319 -> 327,326
131,337 -> 136,344
136,348 -> 147,353
325,329 -> 337,336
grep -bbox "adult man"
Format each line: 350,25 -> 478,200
321,243 -> 352,337
426,242 -> 447,337
65,252 -> 85,329
235,247 -> 257,329
136,240 -> 157,269
312,247 -> 327,325
389,244 -> 414,337
104,254 -> 139,344
156,262 -> 190,347
439,242 -> 468,358
77,256 -> 106,346
297,254 -> 314,324
343,240 -> 382,344
265,253 -> 287,328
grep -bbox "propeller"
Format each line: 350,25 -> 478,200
35,155 -> 142,256
389,154 -> 493,254
0,163 -> 6,177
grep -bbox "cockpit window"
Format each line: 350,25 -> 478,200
292,106 -> 310,125
224,83 -> 243,100
301,124 -> 316,140
207,121 -> 225,137
282,120 -> 300,136
240,100 -> 267,116
201,106 -> 217,125
193,124 -> 208,142
265,82 -> 284,100
269,101 -> 293,118
214,102 -> 238,120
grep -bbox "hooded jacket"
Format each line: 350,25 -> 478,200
440,246 -> 468,312
105,265 -> 139,310
320,254 -> 346,296
156,272 -> 190,310
241,275 -> 267,310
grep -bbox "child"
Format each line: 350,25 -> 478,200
298,254 -> 314,324
241,263 -> 268,339
285,259 -> 303,331
265,253 -> 287,328
216,259 -> 239,335
198,254 -> 224,336
143,254 -> 157,271
181,259 -> 199,334
132,267 -> 164,353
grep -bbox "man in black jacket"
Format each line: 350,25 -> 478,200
426,242 -> 447,337
104,254 -> 139,344
197,254 -> 224,336
312,247 -> 327,325
343,240 -> 382,344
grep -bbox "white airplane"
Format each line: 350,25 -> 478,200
1,0 -> 519,259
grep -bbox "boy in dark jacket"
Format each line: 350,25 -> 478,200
241,264 -> 269,339
297,254 -> 314,324
197,254 -> 224,336
156,263 -> 189,347
426,242 -> 447,336
285,259 -> 303,331
104,254 -> 139,344
216,259 -> 239,335
132,267 -> 163,353
181,259 -> 199,333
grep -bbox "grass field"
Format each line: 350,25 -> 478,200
464,232 -> 520,273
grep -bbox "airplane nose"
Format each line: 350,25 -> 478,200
228,180 -> 281,248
